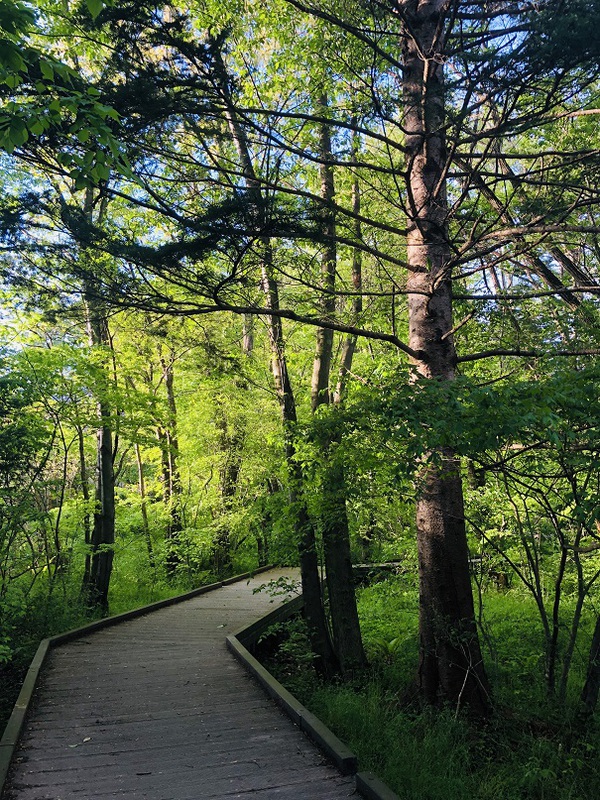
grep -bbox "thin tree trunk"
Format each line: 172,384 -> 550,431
81,289 -> 115,613
321,444 -> 367,675
213,300 -> 252,573
262,246 -> 338,674
310,95 -> 337,412
77,423 -> 92,593
89,406 -> 115,613
547,545 -> 568,695
210,40 -> 336,674
160,353 -> 182,575
402,1 -> 490,714
581,615 -> 600,716
77,188 -> 116,614
213,409 -> 244,575
311,101 -> 367,676
558,551 -> 586,702
135,442 -> 155,568
49,424 -> 69,582
334,130 -> 362,404
156,426 -> 171,504
243,313 -> 254,355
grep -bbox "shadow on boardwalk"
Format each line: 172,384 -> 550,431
3,568 -> 355,799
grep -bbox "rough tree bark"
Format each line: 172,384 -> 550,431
402,0 -> 490,713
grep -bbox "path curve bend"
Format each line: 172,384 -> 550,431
3,568 -> 354,799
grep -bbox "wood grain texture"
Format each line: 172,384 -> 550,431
3,569 -> 355,799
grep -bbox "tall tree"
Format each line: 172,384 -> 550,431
399,0 -> 490,712
311,93 -> 367,675
81,277 -> 115,611
5,0 -> 600,712
159,347 -> 183,574
209,35 -> 336,671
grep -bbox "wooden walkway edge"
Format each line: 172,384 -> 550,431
227,598 -> 399,800
0,569 -> 269,794
1,568 -> 356,799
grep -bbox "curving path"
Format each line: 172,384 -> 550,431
3,568 -> 355,799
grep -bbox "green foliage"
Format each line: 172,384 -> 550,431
338,364 -> 600,467
253,575 -> 301,599
313,689 -> 475,800
268,577 -> 600,800
0,368 -> 48,478
524,0 -> 600,71
4,0 -> 600,759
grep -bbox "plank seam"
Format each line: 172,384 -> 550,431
0,565 -> 274,798
227,600 -> 400,799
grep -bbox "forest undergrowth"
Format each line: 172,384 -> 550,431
261,576 -> 600,800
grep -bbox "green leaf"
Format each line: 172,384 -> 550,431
92,161 -> 110,181
85,0 -> 103,19
8,117 -> 27,146
2,44 -> 25,72
2,71 -> 20,88
28,117 -> 45,135
57,151 -> 73,166
39,60 -> 54,81
73,172 -> 92,191
0,132 -> 15,153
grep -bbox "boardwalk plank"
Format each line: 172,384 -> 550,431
3,569 -> 355,799
13,731 -> 314,769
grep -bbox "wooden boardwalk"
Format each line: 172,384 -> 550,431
3,569 -> 356,799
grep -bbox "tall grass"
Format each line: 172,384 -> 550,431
270,577 -> 600,800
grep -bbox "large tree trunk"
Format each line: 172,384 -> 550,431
402,1 -> 490,714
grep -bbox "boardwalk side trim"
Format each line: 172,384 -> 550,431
356,771 -> 402,800
226,634 -> 358,776
227,599 -> 400,799
0,638 -> 50,792
0,565 -> 273,797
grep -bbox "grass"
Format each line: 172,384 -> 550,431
264,577 -> 600,800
